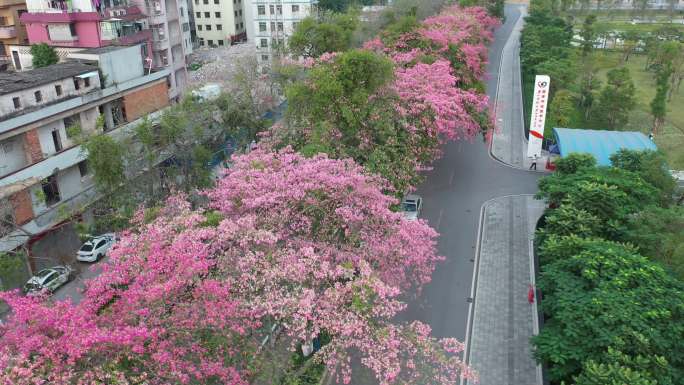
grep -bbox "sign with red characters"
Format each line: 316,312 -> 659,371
527,75 -> 550,159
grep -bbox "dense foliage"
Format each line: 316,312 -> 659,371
0,150 -> 473,385
30,43 -> 59,68
278,5 -> 499,194
533,151 -> 684,385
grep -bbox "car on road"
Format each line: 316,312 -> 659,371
401,194 -> 423,220
77,233 -> 117,262
23,266 -> 73,296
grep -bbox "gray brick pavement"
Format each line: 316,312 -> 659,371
466,195 -> 545,385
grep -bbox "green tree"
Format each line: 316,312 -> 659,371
30,43 -> 58,68
288,12 -> 358,58
574,349 -> 670,385
626,205 -> 684,280
82,134 -> 126,193
547,89 -> 575,128
651,66 -> 670,135
609,149 -> 676,200
595,67 -> 636,129
580,15 -> 596,57
533,236 -> 684,384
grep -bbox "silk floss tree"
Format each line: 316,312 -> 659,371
0,149 -> 475,385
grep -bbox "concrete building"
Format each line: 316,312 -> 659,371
0,0 -> 28,69
244,0 -> 315,70
191,0 -> 246,47
18,0 -> 191,99
0,44 -> 170,269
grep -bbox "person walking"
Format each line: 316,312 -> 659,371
529,154 -> 538,170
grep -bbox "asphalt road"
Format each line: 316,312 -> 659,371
401,4 -> 541,341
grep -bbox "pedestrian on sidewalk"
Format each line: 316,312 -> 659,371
529,154 -> 538,170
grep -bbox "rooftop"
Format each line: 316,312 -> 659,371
78,46 -> 132,55
0,61 -> 98,95
552,127 -> 658,166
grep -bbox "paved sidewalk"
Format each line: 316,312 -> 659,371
465,195 -> 545,385
489,5 -> 550,172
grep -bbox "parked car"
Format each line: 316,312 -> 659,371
23,266 -> 73,296
77,233 -> 117,262
401,194 -> 423,220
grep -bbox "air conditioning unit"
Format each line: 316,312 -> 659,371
154,2 -> 161,11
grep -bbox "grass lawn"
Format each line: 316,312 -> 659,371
592,51 -> 684,168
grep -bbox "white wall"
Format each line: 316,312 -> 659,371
57,164 -> 89,201
37,120 -> 67,157
72,0 -> 96,12
0,136 -> 27,177
0,75 -> 100,118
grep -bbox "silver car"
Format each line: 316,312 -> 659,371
401,194 -> 423,220
23,266 -> 73,296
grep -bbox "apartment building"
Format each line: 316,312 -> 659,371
0,44 -> 170,268
0,0 -> 28,69
17,0 -> 190,99
192,0 -> 246,47
244,0 -> 315,70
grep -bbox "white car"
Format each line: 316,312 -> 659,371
23,266 -> 73,296
77,233 -> 116,262
401,194 -> 423,220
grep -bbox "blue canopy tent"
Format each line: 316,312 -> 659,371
552,128 -> 657,166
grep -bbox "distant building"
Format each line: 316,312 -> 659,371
244,0 -> 315,70
0,45 -> 170,268
191,0 -> 246,48
18,0 -> 191,99
0,0 -> 29,70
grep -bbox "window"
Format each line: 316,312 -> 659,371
257,5 -> 265,15
34,91 -> 42,102
270,21 -> 275,31
196,11 -> 200,17
238,10 -> 242,15
55,85 -> 62,96
261,54 -> 268,61
203,0 -> 208,4
64,115 -> 79,136
234,10 -> 237,17
198,25 -> 202,30
213,0 -> 218,4
180,7 -> 184,16
73,78 -> 80,90
1,139 -> 13,154
216,24 -> 222,30
215,11 -> 220,17
205,24 -> 211,30
269,4 -> 274,14
260,38 -> 267,48
204,11 -> 209,17
277,22 -> 283,31
199,38 -> 205,45
194,0 -> 198,4
51,129 -> 63,152
276,5 -> 281,14
69,23 -> 76,36
12,97 -> 20,109
292,4 -> 299,12
78,160 -> 89,177
218,40 -> 224,46
41,175 -> 61,206
208,39 -> 213,45
292,21 -> 299,30
84,77 -> 90,87
240,22 -> 243,29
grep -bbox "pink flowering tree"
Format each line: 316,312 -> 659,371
0,149 -> 474,385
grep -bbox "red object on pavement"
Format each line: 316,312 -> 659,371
528,285 -> 535,304
545,157 -> 556,171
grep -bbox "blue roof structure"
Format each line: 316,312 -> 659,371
552,128 -> 657,166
